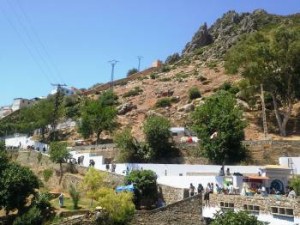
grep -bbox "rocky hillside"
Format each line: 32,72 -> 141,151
183,9 -> 294,60
82,10 -> 300,142
81,10 -> 300,142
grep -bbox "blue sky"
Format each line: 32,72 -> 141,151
0,0 -> 299,106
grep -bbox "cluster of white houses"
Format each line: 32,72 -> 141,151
0,86 -> 75,119
3,133 -> 300,225
67,150 -> 300,225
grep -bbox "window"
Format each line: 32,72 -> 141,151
220,201 -> 234,212
271,206 -> 294,218
244,204 -> 260,213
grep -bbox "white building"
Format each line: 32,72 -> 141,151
5,134 -> 48,150
50,86 -> 75,96
0,105 -> 12,119
279,157 -> 300,175
11,98 -> 33,112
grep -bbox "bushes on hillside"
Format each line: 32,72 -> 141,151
188,87 -> 201,100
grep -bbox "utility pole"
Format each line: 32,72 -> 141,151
260,83 -> 268,139
108,60 -> 118,90
51,83 -> 66,141
137,56 -> 143,71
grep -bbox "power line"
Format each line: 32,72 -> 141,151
0,3 -> 53,84
5,0 -> 59,84
14,0 -> 65,84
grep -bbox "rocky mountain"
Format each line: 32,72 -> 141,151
182,9 -> 294,60
85,10 -> 297,141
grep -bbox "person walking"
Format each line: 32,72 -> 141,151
58,193 -> 64,208
189,183 -> 195,197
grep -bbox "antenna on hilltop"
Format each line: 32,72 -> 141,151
108,60 -> 119,90
137,56 -> 143,71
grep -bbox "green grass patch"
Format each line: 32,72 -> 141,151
123,87 -> 143,97
50,196 -> 94,211
158,77 -> 172,82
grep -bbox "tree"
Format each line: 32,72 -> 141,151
211,210 -> 264,225
290,176 -> 300,196
49,142 -> 69,184
96,187 -> 135,225
191,91 -> 246,164
225,26 -> 300,136
69,184 -> 80,209
0,140 -> 5,151
125,170 -> 158,208
13,206 -> 43,225
79,90 -> 118,143
80,167 -> 106,205
115,128 -> 153,163
127,68 -> 138,77
0,141 -> 8,177
0,163 -> 39,215
143,115 -> 172,160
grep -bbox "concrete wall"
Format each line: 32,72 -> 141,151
279,157 -> 300,175
131,194 -> 203,225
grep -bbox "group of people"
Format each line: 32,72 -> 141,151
105,163 -> 116,172
189,183 -> 211,206
218,165 -> 231,176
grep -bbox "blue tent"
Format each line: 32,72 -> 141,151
115,184 -> 134,193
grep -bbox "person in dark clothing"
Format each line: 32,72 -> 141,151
189,183 -> 195,197
197,183 -> 204,194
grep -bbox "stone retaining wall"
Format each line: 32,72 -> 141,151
158,184 -> 188,205
130,194 -> 203,225
208,193 -> 300,217
242,140 -> 300,164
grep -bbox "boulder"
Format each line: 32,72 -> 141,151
117,102 -> 137,115
179,103 -> 195,113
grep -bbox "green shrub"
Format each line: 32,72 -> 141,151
127,68 -> 138,77
219,82 -> 239,95
160,65 -> 170,73
194,47 -> 204,55
137,76 -> 148,81
155,98 -> 172,108
33,192 -> 52,217
150,73 -> 158,79
123,87 -> 143,97
189,87 -> 201,100
207,61 -> 218,68
158,77 -> 172,82
175,72 -> 189,80
43,169 -> 53,182
69,184 -> 80,209
290,176 -> 300,196
13,206 -> 43,225
96,187 -> 135,224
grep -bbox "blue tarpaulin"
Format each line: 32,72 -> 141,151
115,184 -> 134,193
